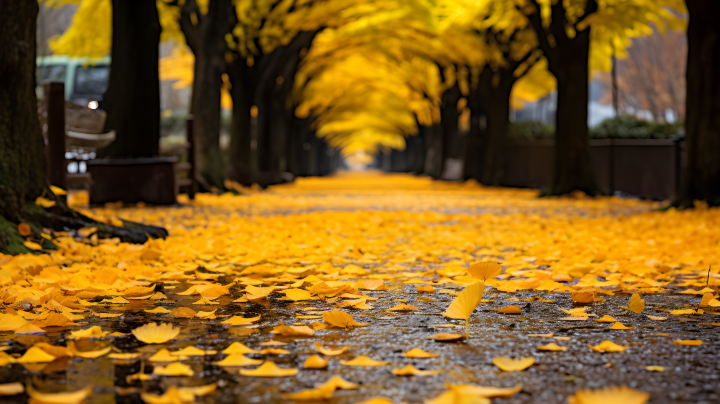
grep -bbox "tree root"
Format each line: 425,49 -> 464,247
0,200 -> 168,255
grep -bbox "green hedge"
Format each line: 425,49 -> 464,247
508,116 -> 683,140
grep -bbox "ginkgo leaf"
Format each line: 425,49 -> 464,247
132,323 -> 180,344
140,387 -> 195,404
467,262 -> 502,281
447,383 -> 523,398
68,342 -> 112,358
13,323 -> 45,335
221,315 -> 261,326
153,361 -> 194,376
259,347 -> 291,355
537,343 -> 567,351
222,342 -> 260,355
33,343 -> 71,358
427,333 -> 466,342
303,355 -> 329,369
628,293 -> 645,314
108,352 -> 142,361
0,382 -> 24,396
17,347 -> 56,363
323,310 -> 367,328
69,326 -> 108,340
673,340 -> 702,346
239,361 -> 298,377
492,357 -> 535,371
26,385 -> 92,403
645,365 -> 665,372
609,322 -> 634,330
403,348 -> 439,358
354,398 -> 399,404
595,315 -> 617,323
149,349 -> 186,362
493,305 -> 522,314
281,384 -> 335,400
391,364 -> 442,376
144,307 -> 172,314
314,341 -> 348,355
588,341 -> 626,352
214,353 -> 263,367
567,386 -> 649,404
670,309 -> 697,315
415,285 -> 435,292
282,288 -> 313,301
271,322 -> 314,337
386,303 -> 418,311
339,356 -> 388,366
319,376 -> 360,390
443,281 -> 485,320
171,346 -> 217,356
35,196 -> 56,208
0,314 -> 27,331
358,279 -> 385,290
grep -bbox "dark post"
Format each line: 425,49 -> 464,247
45,82 -> 66,189
186,115 -> 197,199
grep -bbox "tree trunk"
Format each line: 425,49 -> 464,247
101,0 -> 161,158
181,0 -> 233,188
0,1 -> 167,254
227,59 -> 258,185
422,124 -> 443,178
463,84 -> 487,181
440,85 -> 462,178
480,73 -> 514,186
548,27 -> 599,195
673,0 -> 720,207
0,0 -> 46,223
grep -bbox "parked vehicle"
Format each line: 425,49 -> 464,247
36,55 -> 110,109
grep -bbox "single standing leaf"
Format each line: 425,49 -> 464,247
628,293 -> 645,314
467,262 -> 502,281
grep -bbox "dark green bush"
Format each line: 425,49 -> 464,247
508,116 -> 683,140
590,115 -> 683,139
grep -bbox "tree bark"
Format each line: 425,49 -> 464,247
0,1 -> 167,254
440,85 -> 462,178
0,0 -> 46,223
480,72 -> 514,186
227,58 -> 259,185
526,0 -> 600,195
180,0 -> 233,188
422,124 -> 443,178
101,0 -> 161,158
673,0 -> 720,207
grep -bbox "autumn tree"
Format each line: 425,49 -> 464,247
520,0 -> 685,195
0,1 -> 165,254
178,0 -> 234,187
673,0 -> 720,207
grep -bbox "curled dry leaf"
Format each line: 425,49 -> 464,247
492,357 -> 535,371
131,322 -> 180,344
339,356 -> 388,367
239,361 -> 298,377
303,355 -> 329,369
415,285 -> 434,292
171,346 -> 217,356
467,262 -> 502,281
571,288 -> 596,304
403,348 -> 439,358
567,386 -> 649,404
67,342 -> 112,358
645,365 -> 665,372
17,347 -> 56,363
386,303 -> 418,311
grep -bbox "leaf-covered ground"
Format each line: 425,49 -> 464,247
1,172 -> 719,404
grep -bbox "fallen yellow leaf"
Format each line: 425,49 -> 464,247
214,353 -> 263,367
588,341 -> 626,352
239,361 -> 298,377
339,356 -> 388,367
467,262 -> 502,281
132,322 -> 180,344
628,293 -> 645,314
323,310 -> 367,328
609,322 -> 634,330
403,348 -> 439,358
492,305 -> 522,314
26,385 -> 92,404
17,346 -> 56,363
567,386 -> 648,404
391,364 -> 442,376
673,340 -> 702,346
153,361 -> 194,376
492,357 -> 535,371
0,382 -> 24,396
303,355 -> 329,369
537,343 -> 567,351
314,341 -> 348,355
